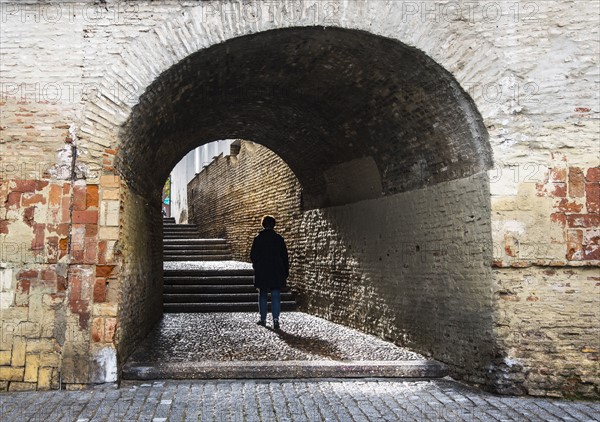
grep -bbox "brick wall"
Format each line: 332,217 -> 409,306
189,141 -> 599,398
489,161 -> 600,397
1,1 -> 598,394
0,181 -> 69,391
493,267 -> 599,397
189,141 -> 497,388
114,185 -> 163,366
188,142 -> 302,259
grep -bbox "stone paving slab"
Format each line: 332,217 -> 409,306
1,379 -> 599,421
123,312 -> 442,379
125,359 -> 448,380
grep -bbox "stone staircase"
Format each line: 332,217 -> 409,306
162,218 -> 297,313
163,218 -> 232,261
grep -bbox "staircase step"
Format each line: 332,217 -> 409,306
164,228 -> 199,231
164,238 -> 202,241
164,302 -> 298,313
164,237 -> 202,241
164,293 -> 295,303
164,233 -> 200,236
123,360 -> 449,380
164,255 -> 233,261
163,246 -> 229,251
164,244 -> 229,249
163,276 -> 254,285
161,224 -> 297,312
164,250 -> 230,254
163,244 -> 229,249
163,252 -> 232,261
163,249 -> 230,255
164,228 -> 200,232
162,218 -> 176,224
164,269 -> 255,277
164,285 -> 257,293
164,244 -> 229,248
164,238 -> 227,244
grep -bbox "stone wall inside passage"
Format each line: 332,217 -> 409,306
189,141 -> 496,388
189,141 -> 599,398
115,185 -> 163,368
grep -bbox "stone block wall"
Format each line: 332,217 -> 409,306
189,141 -> 599,398
188,142 -> 302,259
190,141 -> 497,388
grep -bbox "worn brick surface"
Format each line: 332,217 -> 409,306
189,141 -> 497,388
1,0 -> 599,395
189,141 -> 600,398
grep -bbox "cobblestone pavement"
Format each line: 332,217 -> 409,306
1,379 -> 598,421
127,312 -> 424,363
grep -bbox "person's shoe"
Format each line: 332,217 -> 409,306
273,320 -> 280,330
256,320 -> 266,327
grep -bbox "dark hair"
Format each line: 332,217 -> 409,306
261,215 -> 276,229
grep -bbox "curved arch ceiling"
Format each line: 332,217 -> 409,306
119,26 -> 491,208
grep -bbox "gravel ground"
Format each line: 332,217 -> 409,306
164,261 -> 253,271
126,312 -> 425,364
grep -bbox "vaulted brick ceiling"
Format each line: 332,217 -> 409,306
119,27 -> 491,207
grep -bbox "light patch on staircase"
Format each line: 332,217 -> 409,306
164,260 -> 253,271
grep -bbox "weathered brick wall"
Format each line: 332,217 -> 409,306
0,180 -> 71,391
493,267 -> 599,397
0,3 -> 89,390
189,141 -> 599,398
1,1 -> 598,395
188,142 -> 302,259
115,185 -> 163,366
490,162 -> 600,397
190,141 -> 497,388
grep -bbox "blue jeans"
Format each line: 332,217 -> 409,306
258,289 -> 281,321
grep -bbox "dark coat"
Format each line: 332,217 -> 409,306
250,228 -> 289,289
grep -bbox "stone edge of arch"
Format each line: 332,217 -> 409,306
80,0 -> 502,166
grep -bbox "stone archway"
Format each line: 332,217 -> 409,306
113,26 -> 493,387
2,0 -> 598,397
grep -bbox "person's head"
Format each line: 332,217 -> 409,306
261,215 -> 276,229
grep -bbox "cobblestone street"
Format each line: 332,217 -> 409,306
122,312 -> 446,381
125,312 -> 426,363
1,378 -> 598,422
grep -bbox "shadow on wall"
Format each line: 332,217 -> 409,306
294,171 -> 495,386
187,141 -> 495,387
115,186 -> 164,366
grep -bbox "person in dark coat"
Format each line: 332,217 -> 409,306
250,215 -> 289,329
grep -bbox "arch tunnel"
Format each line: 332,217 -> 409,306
115,26 -> 495,385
